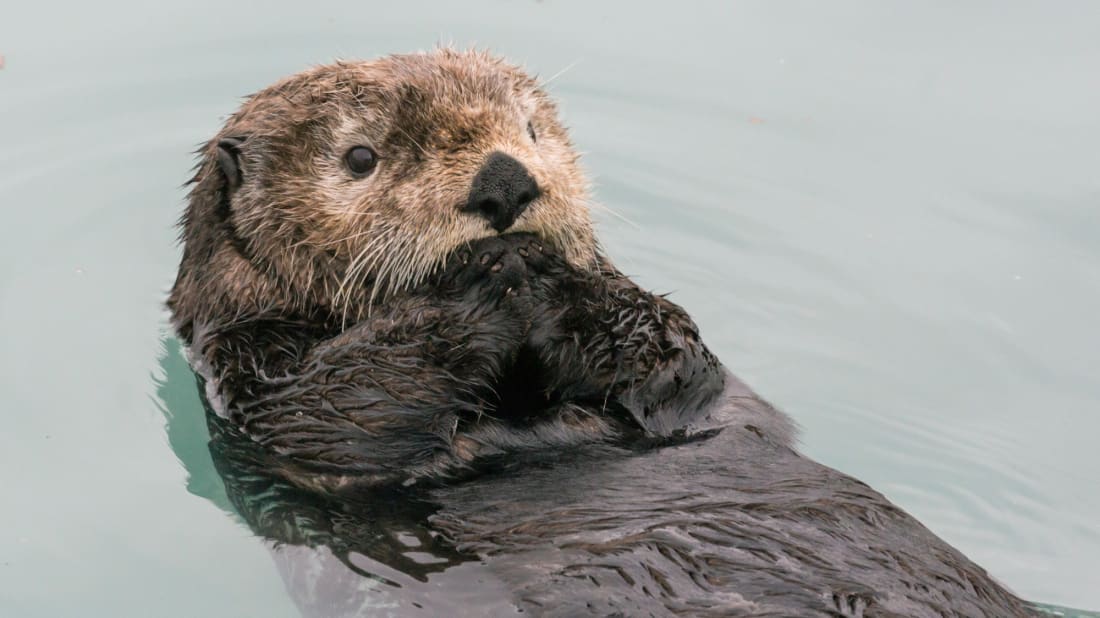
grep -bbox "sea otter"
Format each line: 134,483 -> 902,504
169,50 -> 1036,616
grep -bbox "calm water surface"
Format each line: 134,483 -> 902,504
2,2 -> 1098,616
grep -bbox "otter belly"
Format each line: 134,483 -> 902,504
207,375 -> 1036,617
426,376 -> 1035,618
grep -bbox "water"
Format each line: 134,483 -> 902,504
2,1 -> 1098,615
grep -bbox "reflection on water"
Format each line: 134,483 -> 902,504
155,338 -> 233,513
156,338 -> 522,616
2,1 -> 1099,615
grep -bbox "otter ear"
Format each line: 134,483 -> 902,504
215,136 -> 247,191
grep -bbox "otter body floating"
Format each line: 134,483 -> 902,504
169,50 -> 1036,616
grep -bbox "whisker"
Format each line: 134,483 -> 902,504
335,232 -> 388,322
315,227 -> 375,248
342,233 -> 395,322
539,59 -> 581,89
588,199 -> 638,228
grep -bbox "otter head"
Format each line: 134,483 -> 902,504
170,49 -> 597,339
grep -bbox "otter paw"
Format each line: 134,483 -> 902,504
482,232 -> 561,276
447,235 -> 531,299
513,235 -> 555,275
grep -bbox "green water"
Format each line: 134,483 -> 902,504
2,1 -> 1098,616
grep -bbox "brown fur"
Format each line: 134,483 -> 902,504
169,50 -> 1036,616
169,49 -> 597,337
167,48 -> 720,491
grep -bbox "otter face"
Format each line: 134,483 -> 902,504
188,49 -> 597,324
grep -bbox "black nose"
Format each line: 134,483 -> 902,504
464,152 -> 540,232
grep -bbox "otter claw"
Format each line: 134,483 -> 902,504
490,262 -> 503,273
480,253 -> 493,266
518,247 -> 529,257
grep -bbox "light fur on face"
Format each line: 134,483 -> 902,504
180,48 -> 600,328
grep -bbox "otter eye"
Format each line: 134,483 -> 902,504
344,146 -> 378,176
526,121 -> 537,143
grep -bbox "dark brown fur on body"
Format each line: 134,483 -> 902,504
192,232 -> 721,492
170,49 -> 721,490
170,50 -> 1035,615
204,376 -> 1034,617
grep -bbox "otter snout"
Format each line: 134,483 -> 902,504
464,152 -> 540,232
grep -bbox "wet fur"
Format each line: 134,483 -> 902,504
205,375 -> 1034,617
170,50 -> 1036,616
186,233 -> 722,493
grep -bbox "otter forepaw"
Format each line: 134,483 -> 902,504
445,236 -> 532,302
515,237 -> 561,277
